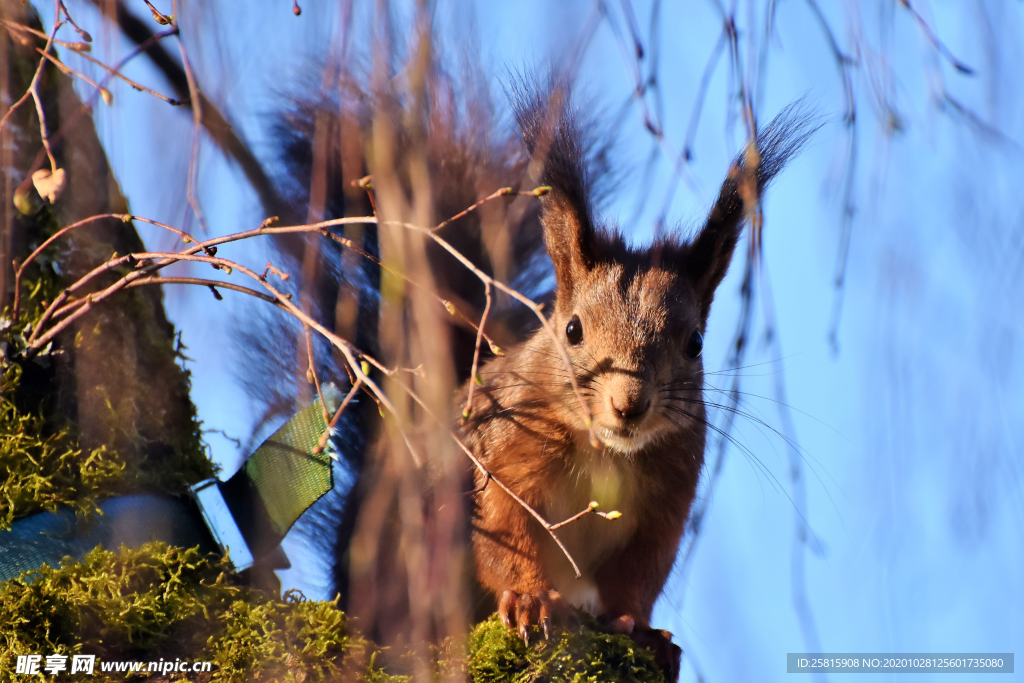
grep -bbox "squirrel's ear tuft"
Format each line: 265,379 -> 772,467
509,76 -> 597,307
683,100 -> 819,321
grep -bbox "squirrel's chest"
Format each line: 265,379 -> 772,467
539,450 -> 641,608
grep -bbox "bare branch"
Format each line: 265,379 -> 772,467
462,281 -> 491,422
123,276 -> 283,306
35,47 -> 111,105
899,0 -> 974,75
172,0 -> 206,232
0,20 -> 89,52
63,47 -> 181,105
304,325 -> 330,423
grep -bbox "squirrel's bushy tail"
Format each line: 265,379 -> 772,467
235,51 -> 621,646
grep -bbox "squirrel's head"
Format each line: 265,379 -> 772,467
514,81 -> 814,455
537,184 -> 735,456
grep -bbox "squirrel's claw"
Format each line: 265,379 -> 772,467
536,592 -> 552,640
516,593 -> 538,644
498,589 -> 577,643
498,590 -> 518,630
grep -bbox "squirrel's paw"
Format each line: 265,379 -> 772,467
599,615 -> 681,681
498,589 -> 579,644
606,618 -> 681,683
635,627 -> 682,682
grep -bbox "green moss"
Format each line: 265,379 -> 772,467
0,541 -> 666,683
0,542 -> 408,683
0,543 -> 227,665
465,615 -> 665,683
0,362 -> 126,530
207,592 -> 352,681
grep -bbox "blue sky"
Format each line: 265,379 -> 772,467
57,0 -> 1024,680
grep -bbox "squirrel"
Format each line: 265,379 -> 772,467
251,59 -> 812,680
458,86 -> 815,678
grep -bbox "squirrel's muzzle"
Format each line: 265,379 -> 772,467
611,395 -> 650,421
605,375 -> 651,423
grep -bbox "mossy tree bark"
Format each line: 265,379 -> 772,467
0,0 -> 212,508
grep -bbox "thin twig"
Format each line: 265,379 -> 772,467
172,1 -> 206,231
29,8 -> 64,173
0,5 -> 63,173
549,501 -> 621,530
64,47 -> 181,105
313,378 -> 363,455
57,0 -> 92,43
898,0 -> 974,75
462,281 -> 491,421
305,325 -> 330,423
0,20 -> 89,51
27,250 -> 396,432
430,186 -> 511,232
14,213 -> 124,318
124,276 -> 281,304
28,217 -> 378,335
91,26 -> 180,107
13,212 -> 208,319
35,48 -> 111,104
683,29 -> 727,161
804,0 -> 858,352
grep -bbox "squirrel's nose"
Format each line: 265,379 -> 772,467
611,395 -> 650,421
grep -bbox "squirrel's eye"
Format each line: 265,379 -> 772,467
685,329 -> 703,359
566,315 -> 583,346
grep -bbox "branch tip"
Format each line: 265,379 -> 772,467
143,0 -> 174,26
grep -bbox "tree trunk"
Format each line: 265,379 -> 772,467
0,0 -> 212,511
